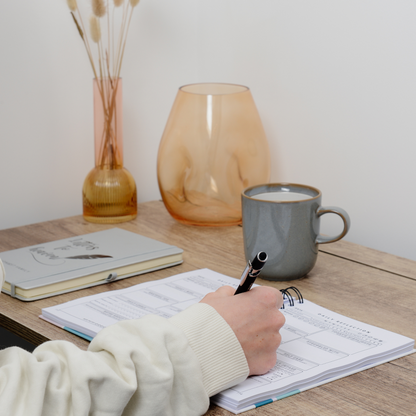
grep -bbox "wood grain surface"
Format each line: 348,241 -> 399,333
0,200 -> 415,415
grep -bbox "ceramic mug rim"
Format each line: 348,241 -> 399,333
242,182 -> 322,204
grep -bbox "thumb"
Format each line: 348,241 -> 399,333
212,285 -> 235,297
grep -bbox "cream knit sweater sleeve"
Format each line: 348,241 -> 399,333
0,260 -> 249,416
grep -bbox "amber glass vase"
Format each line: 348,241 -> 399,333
157,83 -> 270,226
83,78 -> 137,223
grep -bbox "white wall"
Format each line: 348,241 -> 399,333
1,1 -> 416,261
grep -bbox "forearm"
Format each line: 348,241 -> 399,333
0,304 -> 248,416
169,303 -> 249,397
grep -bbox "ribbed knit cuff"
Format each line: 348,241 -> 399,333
169,303 -> 249,397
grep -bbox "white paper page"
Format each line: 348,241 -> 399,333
215,299 -> 414,408
43,267 -> 414,411
42,268 -> 239,337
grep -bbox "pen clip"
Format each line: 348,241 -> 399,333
238,261 -> 252,287
234,251 -> 268,295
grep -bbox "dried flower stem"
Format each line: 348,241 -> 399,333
115,8 -> 133,79
70,10 -> 100,84
66,0 -> 141,169
113,1 -> 128,77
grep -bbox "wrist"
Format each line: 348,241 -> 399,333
169,303 -> 249,397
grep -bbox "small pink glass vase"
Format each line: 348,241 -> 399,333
157,83 -> 271,226
82,78 -> 137,223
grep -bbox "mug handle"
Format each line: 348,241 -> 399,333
316,206 -> 351,244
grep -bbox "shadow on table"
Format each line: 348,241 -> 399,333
0,326 -> 36,352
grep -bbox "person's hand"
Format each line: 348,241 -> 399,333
200,285 -> 285,376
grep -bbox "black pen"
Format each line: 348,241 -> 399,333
234,251 -> 268,295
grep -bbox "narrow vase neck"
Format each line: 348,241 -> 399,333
93,78 -> 123,169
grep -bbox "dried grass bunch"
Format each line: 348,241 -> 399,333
67,0 -> 142,168
67,0 -> 140,83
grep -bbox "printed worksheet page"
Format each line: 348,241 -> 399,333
42,269 -> 235,337
42,267 -> 414,414
215,299 -> 414,411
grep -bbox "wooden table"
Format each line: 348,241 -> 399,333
0,200 -> 415,415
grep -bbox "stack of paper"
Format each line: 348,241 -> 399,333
40,268 -> 414,414
212,299 -> 414,413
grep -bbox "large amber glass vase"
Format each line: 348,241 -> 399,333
157,83 -> 271,226
83,78 -> 137,223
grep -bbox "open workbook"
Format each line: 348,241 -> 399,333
41,268 -> 415,414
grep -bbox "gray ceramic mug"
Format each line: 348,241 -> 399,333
242,183 -> 351,281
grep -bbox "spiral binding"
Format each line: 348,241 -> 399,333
280,286 -> 304,309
